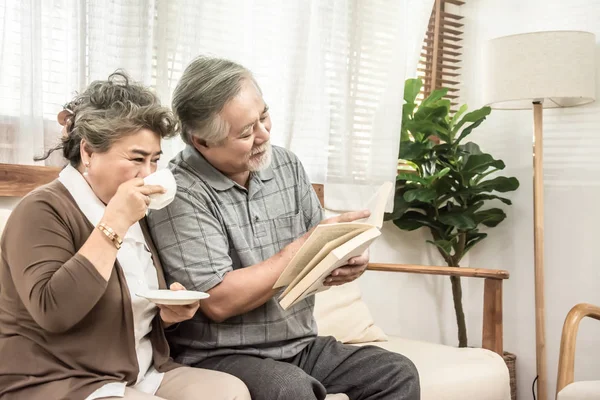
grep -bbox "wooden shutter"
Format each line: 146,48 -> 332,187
417,0 -> 464,107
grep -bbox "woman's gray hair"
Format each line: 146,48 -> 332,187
36,71 -> 177,166
172,55 -> 260,146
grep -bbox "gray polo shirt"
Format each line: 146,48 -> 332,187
147,144 -> 323,365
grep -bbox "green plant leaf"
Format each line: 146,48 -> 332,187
432,167 -> 451,180
415,103 -> 451,123
433,143 -> 453,153
464,200 -> 485,214
393,211 -> 442,232
433,176 -> 455,196
401,101 -> 417,143
426,239 -> 453,257
455,117 -> 486,144
463,232 -> 488,254
420,88 -> 449,108
404,79 -> 422,104
473,208 -> 507,227
475,176 -> 520,193
412,105 -> 452,143
405,120 -> 450,139
398,160 -> 419,173
396,172 -> 428,185
402,103 -> 417,120
404,188 -> 437,203
471,193 -> 512,205
399,141 -> 424,160
450,104 -> 468,129
462,153 -> 506,179
452,106 -> 492,135
460,142 -> 483,163
438,211 -> 476,230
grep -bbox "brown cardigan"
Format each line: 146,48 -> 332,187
0,180 -> 179,400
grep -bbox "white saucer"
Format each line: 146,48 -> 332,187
137,289 -> 209,305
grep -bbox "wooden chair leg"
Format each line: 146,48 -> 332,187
482,278 -> 503,355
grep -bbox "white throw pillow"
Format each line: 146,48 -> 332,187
0,209 -> 11,236
314,281 -> 387,344
0,209 -> 11,260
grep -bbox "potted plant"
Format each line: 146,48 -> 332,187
385,78 -> 520,348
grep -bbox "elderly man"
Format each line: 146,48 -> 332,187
148,55 -> 419,400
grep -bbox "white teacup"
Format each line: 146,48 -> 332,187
143,169 -> 177,210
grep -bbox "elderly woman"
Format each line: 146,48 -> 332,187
0,72 -> 250,400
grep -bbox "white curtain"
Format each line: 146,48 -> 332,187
0,0 -> 433,210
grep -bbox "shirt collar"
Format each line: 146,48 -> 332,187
181,145 -> 274,191
58,164 -> 145,244
256,162 -> 274,181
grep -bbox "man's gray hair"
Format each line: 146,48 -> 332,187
172,55 -> 260,146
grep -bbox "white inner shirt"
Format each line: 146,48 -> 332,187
59,165 -> 164,399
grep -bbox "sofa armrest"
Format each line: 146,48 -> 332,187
366,263 -> 509,356
0,163 -> 60,197
367,263 -> 509,279
556,303 -> 600,394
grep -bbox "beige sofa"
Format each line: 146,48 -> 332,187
0,208 -> 510,399
314,281 -> 511,400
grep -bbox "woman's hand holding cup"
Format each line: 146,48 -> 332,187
102,179 -> 166,237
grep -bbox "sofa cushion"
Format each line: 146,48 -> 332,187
314,281 -> 387,344
557,381 -> 600,400
325,394 -> 349,400
0,209 -> 10,237
0,209 -> 11,258
357,336 -> 511,400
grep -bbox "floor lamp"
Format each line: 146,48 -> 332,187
483,31 -> 596,400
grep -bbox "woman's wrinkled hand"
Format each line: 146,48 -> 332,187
102,178 -> 166,237
158,282 -> 200,328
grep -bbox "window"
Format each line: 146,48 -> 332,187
1,0 -> 433,210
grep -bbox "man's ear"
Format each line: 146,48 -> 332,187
191,135 -> 209,151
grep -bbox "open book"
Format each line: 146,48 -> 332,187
274,181 -> 393,310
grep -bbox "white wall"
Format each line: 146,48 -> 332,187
361,2 -> 600,400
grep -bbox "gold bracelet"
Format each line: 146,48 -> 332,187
97,222 -> 123,249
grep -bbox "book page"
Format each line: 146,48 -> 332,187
274,222 -> 371,288
363,181 -> 393,228
279,227 -> 381,310
279,229 -> 365,299
273,181 -> 392,291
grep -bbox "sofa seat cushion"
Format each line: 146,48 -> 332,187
355,336 -> 511,400
557,381 -> 600,400
325,394 -> 349,400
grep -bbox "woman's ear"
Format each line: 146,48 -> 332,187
80,139 -> 93,165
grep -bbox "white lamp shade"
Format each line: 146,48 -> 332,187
483,31 -> 596,109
